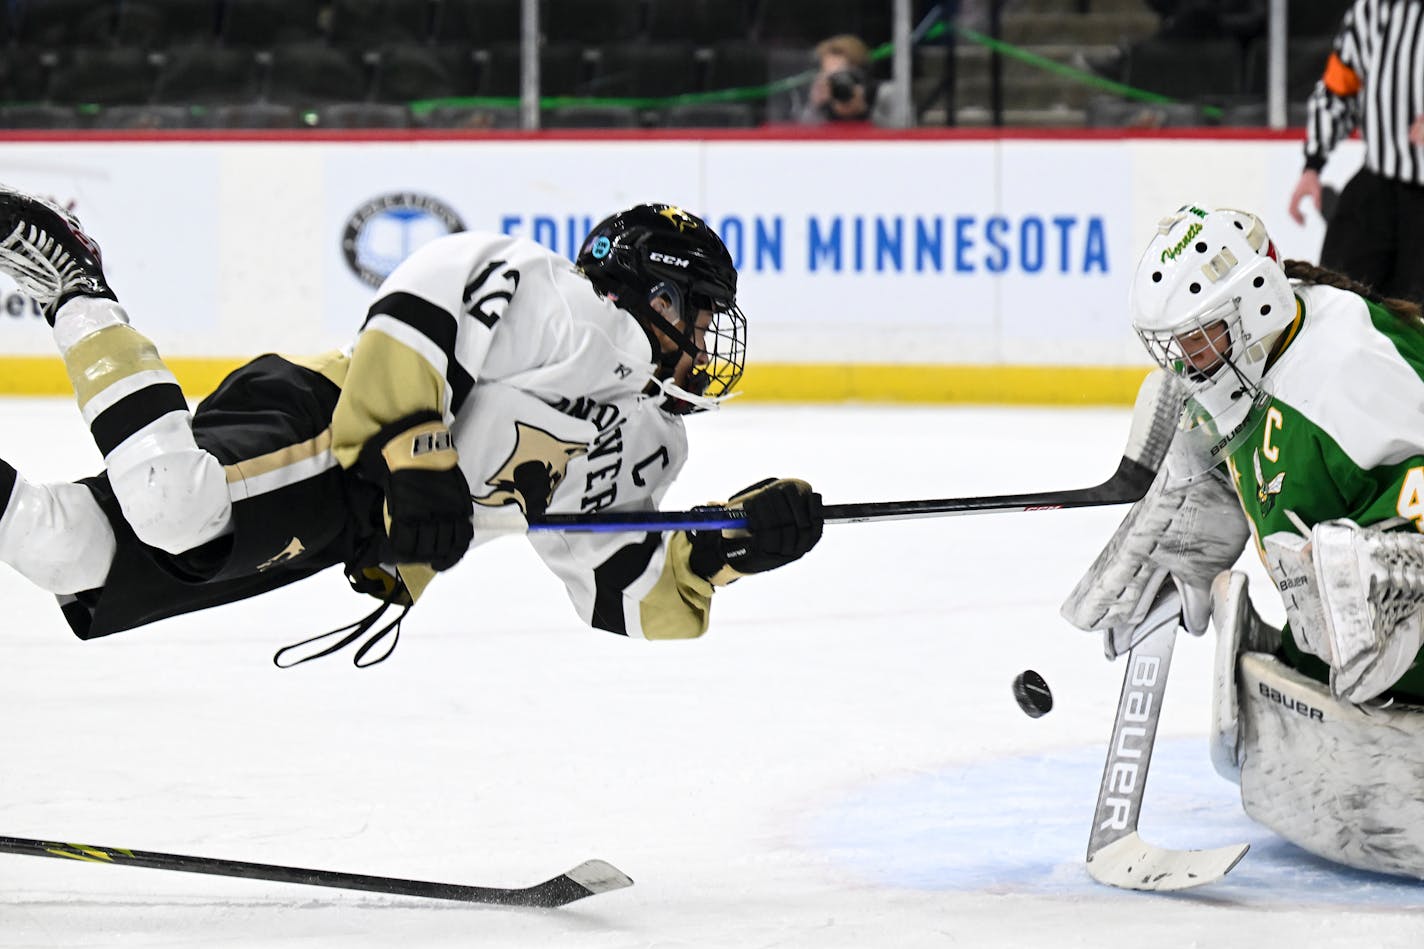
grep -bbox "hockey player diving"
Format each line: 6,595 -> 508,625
0,187 -> 824,658
1063,203 -> 1424,880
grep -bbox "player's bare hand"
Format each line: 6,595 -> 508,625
1410,114 -> 1424,146
1288,170 -> 1322,226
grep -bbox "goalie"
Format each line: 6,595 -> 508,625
0,187 -> 823,663
1063,203 -> 1424,879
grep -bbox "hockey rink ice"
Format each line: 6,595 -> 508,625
0,397 -> 1421,948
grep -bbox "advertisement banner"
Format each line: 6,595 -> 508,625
0,143 -> 223,354
0,135 -> 1366,384
322,142 -> 703,338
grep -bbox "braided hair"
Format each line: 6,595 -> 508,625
1283,260 -> 1424,325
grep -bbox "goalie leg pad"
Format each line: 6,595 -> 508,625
1237,652 -> 1424,880
1209,570 -> 1282,782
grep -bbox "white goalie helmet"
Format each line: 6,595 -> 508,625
1130,205 -> 1297,414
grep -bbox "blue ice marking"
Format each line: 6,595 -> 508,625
804,739 -> 1424,907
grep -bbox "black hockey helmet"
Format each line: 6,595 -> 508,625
577,203 -> 746,413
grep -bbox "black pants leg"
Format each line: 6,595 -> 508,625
61,355 -> 378,640
1389,179 -> 1424,305
1320,169 -> 1400,297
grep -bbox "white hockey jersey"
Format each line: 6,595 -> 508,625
328,231 -> 716,640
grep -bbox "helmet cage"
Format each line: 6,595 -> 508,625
646,283 -> 747,414
1136,294 -> 1246,388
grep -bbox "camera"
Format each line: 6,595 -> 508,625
827,67 -> 865,103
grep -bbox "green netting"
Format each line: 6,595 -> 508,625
406,20 -> 1221,121
35,16 -> 1223,124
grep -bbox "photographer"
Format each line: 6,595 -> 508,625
800,34 -> 893,126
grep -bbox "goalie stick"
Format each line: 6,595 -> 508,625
474,371 -> 1183,534
1085,585 -> 1249,891
0,835 -> 631,907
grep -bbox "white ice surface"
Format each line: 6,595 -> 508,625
0,399 -> 1421,948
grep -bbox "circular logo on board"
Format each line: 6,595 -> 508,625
341,193 -> 466,287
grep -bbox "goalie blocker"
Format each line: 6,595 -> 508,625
1211,570 -> 1424,880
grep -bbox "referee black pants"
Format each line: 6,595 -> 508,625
1320,168 -> 1424,306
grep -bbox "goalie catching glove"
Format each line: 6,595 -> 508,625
359,411 -> 475,571
1062,459 -> 1250,658
1264,518 -> 1424,704
688,478 -> 824,585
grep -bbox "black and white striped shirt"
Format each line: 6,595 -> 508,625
1306,0 -> 1424,184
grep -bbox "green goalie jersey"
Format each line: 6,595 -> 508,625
1221,283 -> 1424,698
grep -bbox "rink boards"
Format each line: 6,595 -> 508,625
0,131 -> 1361,403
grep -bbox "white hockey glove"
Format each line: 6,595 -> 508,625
1061,459 -> 1250,659
1264,519 -> 1424,704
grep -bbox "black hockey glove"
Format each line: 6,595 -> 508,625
688,478 -> 824,585
359,411 -> 474,571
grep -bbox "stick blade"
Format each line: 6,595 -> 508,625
1087,833 -> 1248,891
516,859 -> 634,907
565,859 -> 633,897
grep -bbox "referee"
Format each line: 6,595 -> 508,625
1287,0 -> 1424,304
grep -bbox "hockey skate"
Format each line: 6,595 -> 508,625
0,186 -> 114,323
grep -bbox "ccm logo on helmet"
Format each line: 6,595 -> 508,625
649,252 -> 690,268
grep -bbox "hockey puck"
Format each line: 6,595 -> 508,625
1012,670 -> 1053,718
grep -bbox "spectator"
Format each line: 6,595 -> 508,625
1287,0 -> 1424,304
800,34 -> 897,126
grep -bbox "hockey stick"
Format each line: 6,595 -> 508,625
1085,585 -> 1249,891
475,371 -> 1183,534
0,835 -> 631,907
